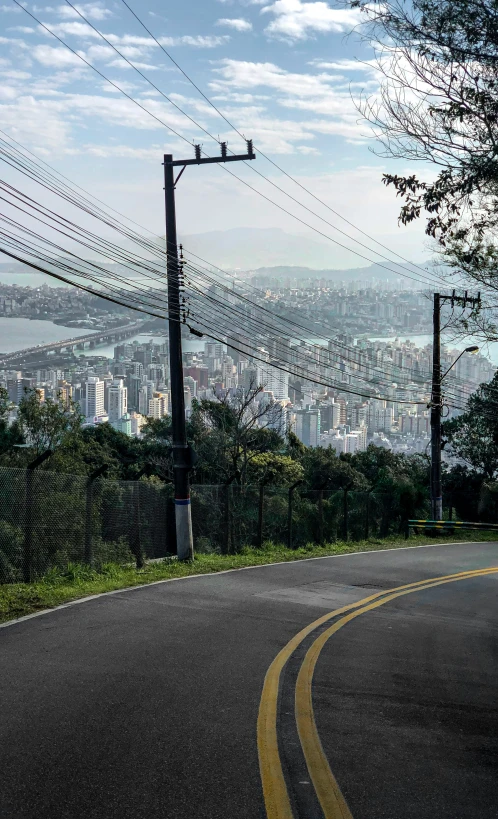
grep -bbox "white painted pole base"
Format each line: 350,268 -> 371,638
175,499 -> 194,560
434,497 -> 443,521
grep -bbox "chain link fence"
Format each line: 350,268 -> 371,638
0,466 -> 444,584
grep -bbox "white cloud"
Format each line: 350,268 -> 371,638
35,4 -> 112,21
8,26 -> 36,33
106,59 -> 162,71
32,44 -> 84,67
216,18 -> 253,31
310,58 -> 376,71
211,59 -> 374,140
296,145 -> 319,154
0,4 -> 23,11
0,68 -> 31,79
262,0 -> 362,40
158,35 -> 230,48
39,20 -> 102,38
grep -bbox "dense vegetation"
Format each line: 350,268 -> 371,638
0,375 -> 497,585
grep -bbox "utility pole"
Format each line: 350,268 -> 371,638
163,140 -> 256,560
431,292 -> 442,521
430,290 -> 480,520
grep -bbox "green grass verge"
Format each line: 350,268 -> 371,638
1,532 -> 497,624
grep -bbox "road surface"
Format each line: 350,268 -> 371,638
1,541 -> 497,819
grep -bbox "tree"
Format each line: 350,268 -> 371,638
443,370 -> 498,477
301,447 -> 369,490
246,453 -> 304,486
16,390 -> 83,457
348,0 -> 498,317
187,385 -> 285,485
0,386 -> 22,456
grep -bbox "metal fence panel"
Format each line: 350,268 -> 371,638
0,466 -> 439,583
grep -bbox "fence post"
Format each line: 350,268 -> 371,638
448,492 -> 453,522
129,482 -> 144,569
317,489 -> 324,545
257,481 -> 269,549
84,464 -> 108,566
23,450 -> 52,583
343,488 -> 349,542
365,490 -> 372,540
223,484 -> 231,555
288,480 -> 303,550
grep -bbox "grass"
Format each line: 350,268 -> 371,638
1,531 -> 497,624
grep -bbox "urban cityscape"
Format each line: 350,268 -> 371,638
0,275 -> 493,459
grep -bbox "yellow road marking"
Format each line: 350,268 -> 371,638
257,567 -> 498,819
295,567 -> 498,819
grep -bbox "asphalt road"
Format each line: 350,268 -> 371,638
1,541 -> 497,819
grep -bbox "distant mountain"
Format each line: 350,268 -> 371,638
180,227 -> 429,282
180,227 -> 341,270
245,263 -> 429,283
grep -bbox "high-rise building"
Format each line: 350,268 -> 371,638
257,362 -> 289,401
115,412 -> 132,437
127,375 -> 142,412
148,392 -> 168,419
184,376 -> 197,397
294,407 -> 321,447
85,376 -> 105,419
129,411 -> 145,437
138,386 -> 149,415
108,379 -> 128,423
184,366 -> 209,389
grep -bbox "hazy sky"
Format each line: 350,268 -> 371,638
0,0 -> 430,267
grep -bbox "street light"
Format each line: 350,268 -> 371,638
441,345 -> 479,381
431,344 -> 479,521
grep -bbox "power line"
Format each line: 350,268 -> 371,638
118,0 -> 445,280
13,0 -> 449,290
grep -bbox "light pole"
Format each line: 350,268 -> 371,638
431,343 -> 479,520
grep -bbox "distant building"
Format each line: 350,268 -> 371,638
295,407 -> 321,447
129,411 -> 145,437
257,362 -> 289,402
115,412 -> 132,437
85,376 -> 104,419
108,379 -> 128,424
148,391 -> 168,419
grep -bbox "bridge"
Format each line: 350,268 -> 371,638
0,319 -> 150,367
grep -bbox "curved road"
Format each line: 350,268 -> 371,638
1,542 -> 497,819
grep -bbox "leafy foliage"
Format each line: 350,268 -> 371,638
443,369 -> 498,477
347,0 -> 498,327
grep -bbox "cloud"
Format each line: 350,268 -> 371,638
38,24 -> 230,49
39,20 -> 102,38
211,59 -> 374,140
262,0 -> 362,40
106,59 -> 163,71
32,44 -> 84,67
310,58 -> 376,71
158,35 -> 230,47
34,4 -> 112,21
0,4 -> 23,11
216,18 -> 253,31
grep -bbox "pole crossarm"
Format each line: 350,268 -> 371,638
167,152 -> 256,167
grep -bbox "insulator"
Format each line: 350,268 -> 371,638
194,144 -> 201,161
220,141 -> 227,159
246,138 -> 254,156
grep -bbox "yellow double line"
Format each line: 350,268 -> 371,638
257,567 -> 498,819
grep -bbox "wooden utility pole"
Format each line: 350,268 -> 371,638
163,141 -> 256,559
430,291 -> 480,520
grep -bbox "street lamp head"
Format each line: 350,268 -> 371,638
465,345 -> 479,354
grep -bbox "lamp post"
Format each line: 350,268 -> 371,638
431,344 -> 479,520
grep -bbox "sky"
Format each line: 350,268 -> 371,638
0,0 -> 431,269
